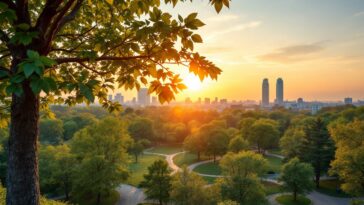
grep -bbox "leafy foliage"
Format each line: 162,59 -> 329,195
279,158 -> 314,201
140,159 -> 172,205
329,120 -> 364,196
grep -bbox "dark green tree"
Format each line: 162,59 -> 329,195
299,117 -> 335,188
140,159 -> 172,205
128,118 -> 155,141
39,119 -> 64,145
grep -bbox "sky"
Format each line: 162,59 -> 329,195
120,0 -> 364,102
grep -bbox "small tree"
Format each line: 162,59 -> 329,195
140,160 -> 172,205
279,158 -> 314,201
249,119 -> 279,153
171,166 -> 215,205
128,139 -> 150,163
39,119 -> 64,145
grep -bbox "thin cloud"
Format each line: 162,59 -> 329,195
354,11 -> 364,17
206,21 -> 262,40
258,42 -> 325,64
206,14 -> 240,22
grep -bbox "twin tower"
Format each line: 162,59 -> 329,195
262,78 -> 284,107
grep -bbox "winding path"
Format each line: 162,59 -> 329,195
117,149 -> 356,205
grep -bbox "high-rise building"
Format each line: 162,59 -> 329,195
262,78 -> 269,107
185,97 -> 192,104
137,88 -> 150,105
276,78 -> 284,105
344,97 -> 353,105
108,94 -> 113,101
204,98 -> 210,105
114,93 -> 124,104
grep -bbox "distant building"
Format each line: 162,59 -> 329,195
114,93 -> 124,104
213,97 -> 218,104
197,97 -> 202,104
204,98 -> 210,105
132,97 -> 136,104
108,94 -> 113,101
151,96 -> 158,105
262,78 -> 269,107
220,99 -> 228,104
276,78 -> 284,105
185,97 -> 192,104
137,88 -> 150,105
344,97 -> 353,105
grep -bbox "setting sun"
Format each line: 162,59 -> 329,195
183,74 -> 203,91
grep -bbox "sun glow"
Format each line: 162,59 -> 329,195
183,74 -> 203,91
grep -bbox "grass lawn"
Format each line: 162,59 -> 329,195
173,152 -> 210,167
127,154 -> 164,186
316,179 -> 351,198
269,148 -> 282,155
276,194 -> 311,205
264,155 -> 283,174
147,145 -> 183,155
74,190 -> 119,205
202,176 -> 218,184
193,162 -> 222,175
262,181 -> 284,195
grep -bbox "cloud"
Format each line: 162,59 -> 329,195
206,21 -> 262,40
206,14 -> 240,22
258,42 -> 325,64
354,11 -> 364,17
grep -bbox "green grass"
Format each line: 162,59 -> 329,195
193,162 -> 222,175
202,176 -> 218,184
264,155 -> 283,174
315,179 -> 351,198
148,145 -> 183,155
173,152 -> 209,167
262,181 -> 284,195
74,190 -> 119,205
276,194 -> 311,205
127,154 -> 164,186
269,148 -> 282,155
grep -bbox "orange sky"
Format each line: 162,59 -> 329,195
119,0 -> 364,102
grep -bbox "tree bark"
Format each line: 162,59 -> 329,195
6,82 -> 40,205
315,173 -> 320,188
96,192 -> 101,205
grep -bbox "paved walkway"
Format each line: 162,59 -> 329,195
267,192 -> 353,205
116,184 -> 146,205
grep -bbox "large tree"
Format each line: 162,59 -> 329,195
70,117 -> 130,204
39,118 -> 64,145
0,0 -> 228,204
248,119 -> 280,153
298,117 -> 335,188
329,120 -> 364,196
140,159 -> 172,205
279,158 -> 314,201
219,151 -> 268,205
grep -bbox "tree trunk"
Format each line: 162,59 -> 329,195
6,82 -> 40,205
135,154 -> 138,163
197,151 -> 200,161
315,172 -> 320,188
293,190 -> 297,201
213,153 -> 216,163
96,192 -> 101,205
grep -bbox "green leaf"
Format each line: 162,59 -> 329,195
23,63 -> 37,78
17,23 -> 30,31
30,78 -> 42,94
44,77 -> 57,91
0,70 -> 9,78
79,84 -> 95,102
40,56 -> 56,67
191,34 -> 203,43
27,50 -> 40,59
10,75 -> 25,83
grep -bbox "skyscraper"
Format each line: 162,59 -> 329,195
276,78 -> 284,105
137,88 -> 150,105
262,78 -> 269,107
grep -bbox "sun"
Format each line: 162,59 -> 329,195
183,74 -> 203,91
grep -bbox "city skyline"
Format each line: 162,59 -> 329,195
116,0 -> 364,101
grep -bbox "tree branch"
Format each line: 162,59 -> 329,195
78,62 -> 111,75
2,0 -> 16,10
55,55 -> 150,64
0,29 -> 10,43
15,0 -> 31,24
